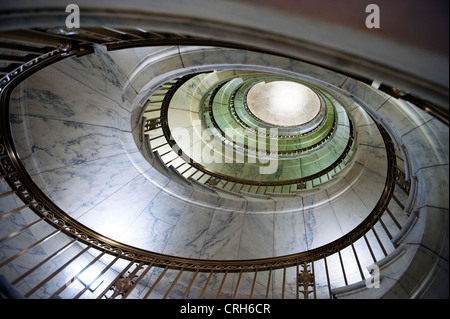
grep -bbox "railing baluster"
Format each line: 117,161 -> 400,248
11,237 -> 77,285
74,255 -> 120,299
50,250 -> 107,299
149,134 -> 165,141
196,172 -> 206,182
159,149 -> 172,157
323,256 -> 332,299
0,216 -> 46,244
296,260 -> 299,299
199,270 -> 214,299
215,270 -> 228,299
351,243 -> 365,281
175,162 -> 185,170
265,267 -> 272,299
97,259 -> 136,299
0,228 -> 60,268
152,142 -> 168,151
0,203 -> 31,221
378,217 -> 393,240
232,269 -> 243,299
163,268 -> 184,299
311,257 -> 317,299
392,193 -> 405,210
122,261 -> 154,299
164,156 -> 178,166
187,169 -> 199,179
338,249 -> 348,286
24,244 -> 93,298
0,189 -> 16,199
386,207 -> 402,230
181,165 -> 192,175
182,269 -> 199,299
371,226 -> 388,257
143,266 -> 169,299
249,269 -> 258,299
281,265 -> 286,299
364,233 -> 377,263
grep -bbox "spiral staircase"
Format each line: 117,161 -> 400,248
0,1 -> 448,300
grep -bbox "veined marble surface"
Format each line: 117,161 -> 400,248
6,45 -> 398,262
2,43 -> 448,300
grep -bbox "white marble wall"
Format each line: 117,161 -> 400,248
6,45 -> 397,262
5,44 -> 444,299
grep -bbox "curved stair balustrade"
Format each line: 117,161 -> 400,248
0,96 -> 411,298
0,45 -> 411,299
143,71 -> 356,195
206,77 -> 336,155
0,23 -> 441,299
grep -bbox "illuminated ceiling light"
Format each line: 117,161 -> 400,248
246,81 -> 321,127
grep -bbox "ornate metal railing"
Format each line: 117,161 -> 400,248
0,28 -> 412,299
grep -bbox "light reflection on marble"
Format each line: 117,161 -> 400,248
75,175 -> 161,240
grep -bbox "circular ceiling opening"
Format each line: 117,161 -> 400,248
246,81 -> 321,126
